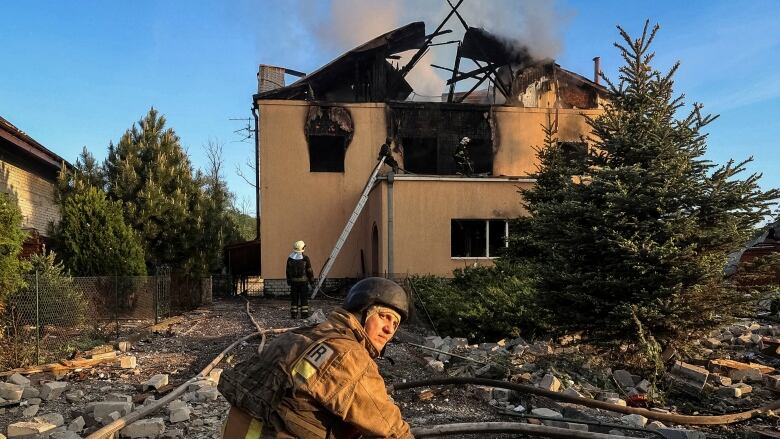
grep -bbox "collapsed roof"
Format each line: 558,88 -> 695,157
256,17 -> 608,107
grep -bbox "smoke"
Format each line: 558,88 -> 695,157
297,0 -> 567,97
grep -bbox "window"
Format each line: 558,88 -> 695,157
308,135 -> 346,172
451,219 -> 508,258
559,141 -> 587,166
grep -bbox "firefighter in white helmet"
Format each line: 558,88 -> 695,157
286,240 -> 314,319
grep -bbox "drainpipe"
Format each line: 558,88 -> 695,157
252,102 -> 261,241
387,172 -> 394,278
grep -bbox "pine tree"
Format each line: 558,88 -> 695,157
104,108 -> 202,272
515,22 -> 780,346
56,146 -> 105,202
55,187 -> 146,276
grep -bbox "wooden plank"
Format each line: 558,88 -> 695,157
709,358 -> 775,374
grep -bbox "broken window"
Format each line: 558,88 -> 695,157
451,219 -> 508,258
559,141 -> 587,166
308,135 -> 346,172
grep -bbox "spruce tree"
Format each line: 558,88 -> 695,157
56,146 -> 104,202
516,22 -> 780,345
104,108 -> 202,272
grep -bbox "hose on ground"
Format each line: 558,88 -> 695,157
394,377 -> 780,426
411,421 -> 638,438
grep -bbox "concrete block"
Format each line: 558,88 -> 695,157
635,379 -> 651,393
35,413 -> 65,427
118,341 -> 131,352
51,431 -> 82,439
7,373 -> 31,387
94,401 -> 133,420
41,381 -> 69,400
671,361 -> 708,384
119,418 -> 165,438
539,374 -> 561,392
22,404 -> 39,417
0,382 -> 23,401
716,386 -> 742,398
21,386 -> 39,399
120,356 -> 137,369
612,370 -> 635,388
106,393 -> 132,403
65,390 -> 85,403
195,387 -> 219,402
169,407 -> 190,423
621,414 -> 647,427
187,380 -> 212,391
143,374 -> 168,391
68,416 -> 86,432
562,388 -> 584,398
491,388 -> 511,402
7,421 -> 57,437
709,373 -> 732,386
734,383 -> 752,395
531,407 -> 562,418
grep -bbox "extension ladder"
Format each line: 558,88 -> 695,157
311,156 -> 387,299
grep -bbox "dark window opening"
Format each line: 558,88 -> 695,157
467,138 -> 493,175
559,141 -> 587,166
451,219 -> 508,257
308,135 -> 346,172
402,137 -> 438,174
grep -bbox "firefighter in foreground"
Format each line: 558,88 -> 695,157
219,277 -> 414,438
286,240 -> 315,319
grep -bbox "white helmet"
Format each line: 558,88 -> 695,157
293,240 -> 306,253
460,136 -> 471,145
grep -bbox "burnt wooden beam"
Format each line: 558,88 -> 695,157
400,0 -> 464,77
456,73 -> 490,103
448,44 -> 463,103
447,0 -> 470,31
446,63 -> 495,85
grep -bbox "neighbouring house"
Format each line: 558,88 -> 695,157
252,22 -> 607,295
0,116 -> 69,257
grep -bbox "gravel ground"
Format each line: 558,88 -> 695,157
2,297 -> 778,438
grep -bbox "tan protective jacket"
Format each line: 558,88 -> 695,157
219,308 -> 413,439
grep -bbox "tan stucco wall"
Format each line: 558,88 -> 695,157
493,107 -> 601,177
386,178 -> 532,276
257,101 -> 600,279
0,159 -> 59,235
259,101 -> 388,279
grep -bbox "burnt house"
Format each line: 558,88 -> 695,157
252,20 -> 607,295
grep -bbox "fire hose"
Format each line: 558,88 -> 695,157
394,377 -> 780,426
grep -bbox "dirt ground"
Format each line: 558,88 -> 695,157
2,296 -> 780,438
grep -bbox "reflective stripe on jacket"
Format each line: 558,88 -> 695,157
219,308 -> 413,439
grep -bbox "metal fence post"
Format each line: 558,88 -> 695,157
114,274 -> 119,340
35,270 -> 40,365
154,274 -> 159,325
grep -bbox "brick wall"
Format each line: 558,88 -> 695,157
0,159 -> 59,236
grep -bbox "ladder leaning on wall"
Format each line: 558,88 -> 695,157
310,156 -> 387,299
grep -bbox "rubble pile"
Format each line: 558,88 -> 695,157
406,319 -> 780,437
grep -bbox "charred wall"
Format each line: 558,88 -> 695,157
388,103 -> 493,175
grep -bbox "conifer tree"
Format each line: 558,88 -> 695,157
55,187 -> 146,276
515,22 -> 780,345
104,108 -> 202,271
0,193 -> 29,309
56,146 -> 104,202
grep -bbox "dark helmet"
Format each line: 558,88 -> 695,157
344,277 -> 409,323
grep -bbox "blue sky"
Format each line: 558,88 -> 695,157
2,1 -> 779,217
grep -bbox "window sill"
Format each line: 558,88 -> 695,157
451,257 -> 499,260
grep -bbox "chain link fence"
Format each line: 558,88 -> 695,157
0,271 -> 213,370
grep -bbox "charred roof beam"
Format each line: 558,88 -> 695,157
399,0 -> 464,78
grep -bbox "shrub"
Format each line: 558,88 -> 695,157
410,262 -> 541,342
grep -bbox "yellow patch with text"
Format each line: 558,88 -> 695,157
292,359 -> 318,380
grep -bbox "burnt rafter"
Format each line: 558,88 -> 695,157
399,0 -> 464,78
